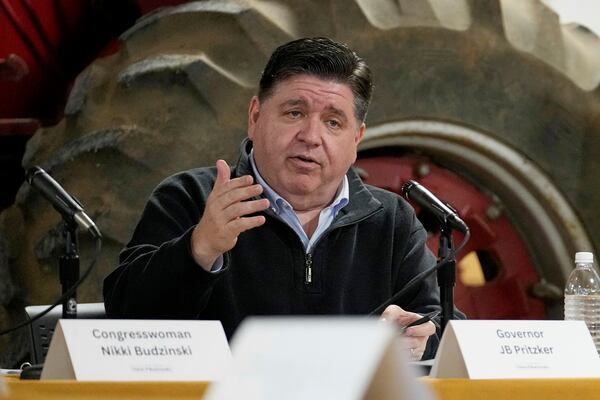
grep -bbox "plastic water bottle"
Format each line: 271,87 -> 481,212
564,252 -> 600,353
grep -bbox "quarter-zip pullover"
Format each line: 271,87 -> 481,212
103,139 -> 458,359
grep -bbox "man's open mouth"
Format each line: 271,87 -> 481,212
294,155 -> 318,164
289,155 -> 320,169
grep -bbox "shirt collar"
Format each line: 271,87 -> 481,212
249,149 -> 349,215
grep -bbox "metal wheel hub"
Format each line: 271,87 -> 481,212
355,119 -> 592,318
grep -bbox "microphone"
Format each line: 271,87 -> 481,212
26,166 -> 101,238
401,180 -> 469,234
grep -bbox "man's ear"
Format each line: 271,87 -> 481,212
247,96 -> 260,140
355,122 -> 366,144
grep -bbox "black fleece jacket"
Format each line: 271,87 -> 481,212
104,139 -> 455,359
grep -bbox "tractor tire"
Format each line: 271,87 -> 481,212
1,0 -> 599,366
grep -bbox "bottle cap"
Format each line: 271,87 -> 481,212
575,252 -> 594,264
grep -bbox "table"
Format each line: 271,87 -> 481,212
426,378 -> 600,400
2,377 -> 599,399
1,378 -> 208,400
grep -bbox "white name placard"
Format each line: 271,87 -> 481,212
431,320 -> 600,379
205,317 -> 435,400
41,319 -> 231,381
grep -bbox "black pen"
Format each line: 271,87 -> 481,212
400,310 -> 440,333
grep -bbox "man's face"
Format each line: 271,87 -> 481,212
248,74 -> 366,209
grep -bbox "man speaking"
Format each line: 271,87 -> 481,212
104,37 -> 460,360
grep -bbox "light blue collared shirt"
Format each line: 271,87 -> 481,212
250,150 -> 349,253
209,152 -> 349,272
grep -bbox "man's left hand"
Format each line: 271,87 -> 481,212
381,305 -> 436,361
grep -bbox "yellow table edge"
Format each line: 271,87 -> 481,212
3,377 -> 600,399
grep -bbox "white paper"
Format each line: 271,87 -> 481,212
42,319 -> 231,381
431,320 -> 600,379
205,317 -> 435,400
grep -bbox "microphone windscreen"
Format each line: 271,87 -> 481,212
25,166 -> 43,184
401,180 -> 417,198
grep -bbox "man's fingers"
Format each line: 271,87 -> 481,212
404,321 -> 436,337
193,160 -> 268,268
223,198 -> 270,221
217,175 -> 254,194
402,333 -> 429,361
212,159 -> 260,202
214,159 -> 231,187
218,184 -> 264,209
381,305 -> 418,326
228,215 -> 266,235
381,304 -> 405,321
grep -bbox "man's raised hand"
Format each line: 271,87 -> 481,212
191,159 -> 270,270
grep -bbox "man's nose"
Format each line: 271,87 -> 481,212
296,116 -> 323,146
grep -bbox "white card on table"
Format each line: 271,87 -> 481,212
431,320 -> 600,379
204,317 -> 435,400
41,319 -> 231,381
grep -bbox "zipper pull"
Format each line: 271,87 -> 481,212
305,253 -> 313,284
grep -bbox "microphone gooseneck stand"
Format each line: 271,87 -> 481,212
60,221 -> 80,319
400,179 -> 470,333
0,166 -> 104,379
437,225 -> 456,334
